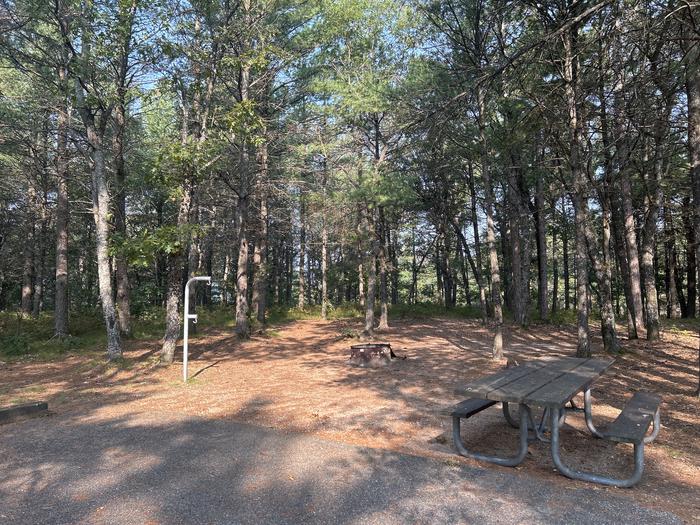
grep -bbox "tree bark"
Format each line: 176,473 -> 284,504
477,86 -> 503,359
298,194 -> 306,309
467,162 -> 489,317
562,199 -> 570,310
377,208 -> 389,329
535,176 -> 548,321
21,184 -> 35,315
615,102 -> 645,336
252,142 -> 269,324
112,0 -> 137,337
161,179 -> 194,363
363,208 -> 377,337
320,160 -> 329,320
235,195 -> 250,337
663,203 -> 680,318
32,189 -> 47,317
89,131 -> 122,359
563,20 -> 590,357
54,69 -> 70,337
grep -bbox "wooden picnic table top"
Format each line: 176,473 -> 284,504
456,357 -> 615,408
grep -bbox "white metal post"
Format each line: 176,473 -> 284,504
183,276 -> 211,382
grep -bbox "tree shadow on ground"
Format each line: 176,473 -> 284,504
0,405 -> 684,525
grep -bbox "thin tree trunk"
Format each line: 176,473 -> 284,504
378,209 -> 389,329
111,0 -> 136,336
681,9 -> 700,393
641,158 -> 664,341
321,217 -> 329,319
298,194 -> 306,309
452,218 -> 487,322
235,195 -> 250,337
363,208 -> 376,337
160,181 -> 193,363
32,193 -> 47,317
562,199 -> 570,311
468,162 -> 488,316
611,197 -> 638,337
477,86 -> 503,359
617,125 -> 645,335
21,185 -> 35,315
320,161 -> 329,320
535,176 -> 548,321
551,224 -> 559,315
562,20 -> 590,357
54,90 -> 70,336
113,100 -> 131,336
252,142 -> 269,324
90,136 -> 122,359
664,203 -> 680,318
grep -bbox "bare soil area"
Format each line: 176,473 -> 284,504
1,317 -> 698,522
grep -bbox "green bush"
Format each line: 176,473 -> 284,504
0,334 -> 30,356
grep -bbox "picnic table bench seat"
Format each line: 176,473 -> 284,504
440,398 -> 497,419
600,391 -> 661,445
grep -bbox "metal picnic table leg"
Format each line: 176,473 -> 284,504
583,387 -> 605,438
549,406 -> 645,487
453,403 -> 530,467
502,402 -> 566,442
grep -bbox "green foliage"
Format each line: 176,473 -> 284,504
111,224 -> 205,265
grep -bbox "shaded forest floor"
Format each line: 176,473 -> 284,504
1,315 -> 698,522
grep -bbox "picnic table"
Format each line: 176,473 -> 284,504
448,357 -> 661,487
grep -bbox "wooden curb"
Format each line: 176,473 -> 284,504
0,401 -> 49,425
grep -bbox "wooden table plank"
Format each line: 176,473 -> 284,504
455,361 -> 546,398
456,357 -> 615,408
485,357 -> 586,403
523,358 -> 614,407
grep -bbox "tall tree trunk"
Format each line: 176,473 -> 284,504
111,0 -> 137,336
477,86 -> 503,359
551,224 -> 559,315
235,195 -> 250,337
611,197 -> 638,337
113,99 -> 131,336
562,199 -> 570,310
587,190 -> 620,354
298,194 -> 306,309
664,203 -> 681,318
508,163 -> 525,325
563,20 -> 590,357
641,158 -> 664,341
21,185 -> 35,315
320,160 -> 329,320
681,8 -> 700,393
54,77 -> 70,336
252,142 -> 269,324
161,179 -> 194,363
363,208 -> 376,337
452,218 -> 487,322
615,88 -> 645,336
682,199 -> 697,318
378,208 -> 389,329
535,176 -> 548,321
89,133 -> 122,359
32,192 -> 47,317
389,229 -> 399,305
468,162 -> 488,317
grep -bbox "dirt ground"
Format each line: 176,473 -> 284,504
1,316 -> 698,523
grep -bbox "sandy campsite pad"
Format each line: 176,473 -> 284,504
1,317 -> 698,522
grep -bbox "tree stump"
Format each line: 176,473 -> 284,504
348,343 -> 404,367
